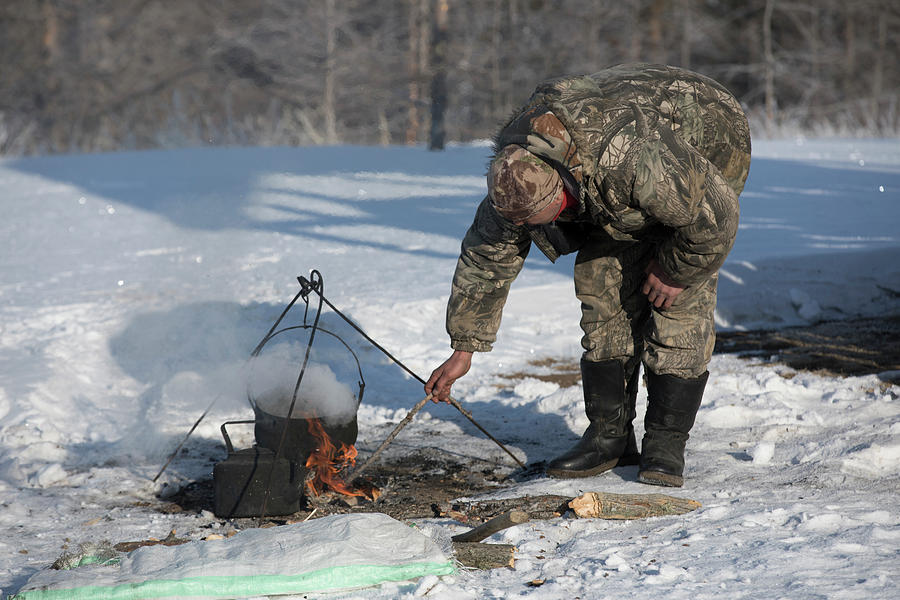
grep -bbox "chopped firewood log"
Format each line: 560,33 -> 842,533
451,509 -> 529,543
568,491 -> 701,519
455,495 -> 571,522
455,492 -> 700,523
452,542 -> 515,569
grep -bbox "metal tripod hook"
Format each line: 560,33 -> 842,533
298,270 -> 324,327
298,270 -> 323,303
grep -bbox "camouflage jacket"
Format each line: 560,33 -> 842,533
447,63 -> 751,352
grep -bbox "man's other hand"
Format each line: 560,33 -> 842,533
643,259 -> 686,309
425,350 -> 473,403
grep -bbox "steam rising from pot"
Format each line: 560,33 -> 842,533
248,344 -> 357,426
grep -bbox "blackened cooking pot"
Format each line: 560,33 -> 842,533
252,404 -> 358,467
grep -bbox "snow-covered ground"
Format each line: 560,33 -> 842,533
1,138 -> 898,599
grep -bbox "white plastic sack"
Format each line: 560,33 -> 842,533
12,513 -> 455,600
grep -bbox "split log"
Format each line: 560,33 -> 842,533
568,491 -> 701,520
452,542 -> 515,569
453,495 -> 571,522
451,509 -> 529,543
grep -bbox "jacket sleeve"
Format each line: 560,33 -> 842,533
446,196 -> 532,352
631,128 -> 740,286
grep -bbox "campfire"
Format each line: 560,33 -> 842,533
206,271 -> 512,520
174,272 -> 518,522
213,318 -> 372,519
303,417 -> 378,501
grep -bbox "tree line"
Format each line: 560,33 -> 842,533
1,0 -> 897,156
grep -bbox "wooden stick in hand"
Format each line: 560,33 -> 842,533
345,394 -> 432,485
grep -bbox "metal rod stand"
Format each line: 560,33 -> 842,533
298,275 -> 526,470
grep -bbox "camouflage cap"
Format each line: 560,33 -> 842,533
488,145 -> 563,223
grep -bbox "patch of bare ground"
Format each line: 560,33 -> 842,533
157,447 -> 516,527
503,358 -> 581,387
714,315 -> 900,385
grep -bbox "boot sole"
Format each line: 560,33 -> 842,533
637,469 -> 684,487
546,459 -> 619,479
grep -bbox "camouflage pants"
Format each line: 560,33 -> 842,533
574,233 -> 717,379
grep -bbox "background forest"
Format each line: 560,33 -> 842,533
1,0 -> 897,156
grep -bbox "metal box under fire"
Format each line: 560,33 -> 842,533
213,421 -> 303,518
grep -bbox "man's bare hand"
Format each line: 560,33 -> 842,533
425,350 -> 473,403
642,259 -> 686,310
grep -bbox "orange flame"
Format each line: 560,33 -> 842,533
304,417 -> 378,500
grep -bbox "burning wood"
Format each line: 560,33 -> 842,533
303,417 -> 378,501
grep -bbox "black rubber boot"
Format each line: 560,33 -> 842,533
546,359 -> 635,478
638,370 -> 709,487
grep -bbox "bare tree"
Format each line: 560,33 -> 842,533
429,0 -> 449,150
0,0 -> 897,155
762,0 -> 777,131
406,0 -> 429,144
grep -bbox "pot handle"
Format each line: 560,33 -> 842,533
220,420 -> 256,454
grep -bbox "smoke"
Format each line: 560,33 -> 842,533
248,344 -> 358,425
